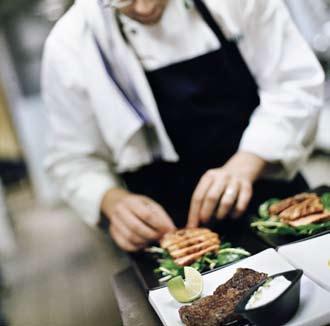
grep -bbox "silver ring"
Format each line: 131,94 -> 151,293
225,188 -> 236,197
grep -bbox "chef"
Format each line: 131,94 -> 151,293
42,0 -> 324,252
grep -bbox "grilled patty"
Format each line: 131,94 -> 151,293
160,228 -> 220,266
279,197 -> 323,221
269,193 -> 315,215
268,192 -> 328,226
179,268 -> 268,326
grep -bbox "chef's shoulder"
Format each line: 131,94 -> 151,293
43,3 -> 86,62
42,4 -> 86,85
206,0 -> 281,26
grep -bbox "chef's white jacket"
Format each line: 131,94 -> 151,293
42,0 -> 325,226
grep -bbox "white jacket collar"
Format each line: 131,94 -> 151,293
75,0 -> 179,164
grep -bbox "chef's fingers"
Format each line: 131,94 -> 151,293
145,200 -> 177,233
111,211 -> 148,245
125,196 -> 174,235
233,180 -> 253,218
110,224 -> 141,252
199,179 -> 227,223
216,180 -> 240,219
187,172 -> 214,228
125,196 -> 160,232
117,204 -> 161,241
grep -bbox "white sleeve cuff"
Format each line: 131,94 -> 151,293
239,117 -> 311,180
66,172 -> 119,226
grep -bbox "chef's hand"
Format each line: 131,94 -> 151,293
187,151 -> 267,228
101,189 -> 176,252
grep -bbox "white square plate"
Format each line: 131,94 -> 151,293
149,249 -> 330,326
278,234 -> 330,292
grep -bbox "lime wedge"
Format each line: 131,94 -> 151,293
167,267 -> 203,303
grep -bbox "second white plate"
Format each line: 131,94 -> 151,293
278,233 -> 330,292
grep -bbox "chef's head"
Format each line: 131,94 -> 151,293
111,0 -> 169,25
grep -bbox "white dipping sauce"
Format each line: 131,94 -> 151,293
245,276 -> 291,310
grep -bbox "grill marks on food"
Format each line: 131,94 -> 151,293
161,228 -> 211,249
160,228 -> 220,266
174,244 -> 220,266
167,233 -> 219,252
171,237 -> 220,259
279,197 -> 323,221
268,192 -> 329,226
179,268 -> 268,326
269,193 -> 312,215
288,212 -> 330,227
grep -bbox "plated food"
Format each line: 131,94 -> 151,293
175,268 -> 302,326
149,249 -> 330,326
179,268 -> 267,325
251,192 -> 330,236
146,228 -> 251,282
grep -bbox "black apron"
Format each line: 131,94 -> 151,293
121,0 -> 308,227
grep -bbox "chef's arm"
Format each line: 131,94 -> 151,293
238,0 -> 325,178
187,0 -> 324,227
42,39 -> 175,249
42,39 -> 121,226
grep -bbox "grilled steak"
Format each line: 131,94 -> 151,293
213,268 -> 268,296
160,228 -> 220,266
179,289 -> 241,326
179,268 -> 268,326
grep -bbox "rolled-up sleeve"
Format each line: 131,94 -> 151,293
239,0 -> 325,179
42,37 -> 120,226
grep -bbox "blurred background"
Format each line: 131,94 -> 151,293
0,0 -> 329,325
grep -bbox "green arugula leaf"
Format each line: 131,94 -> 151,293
295,221 -> 330,235
258,198 -> 280,219
220,242 -> 232,249
251,219 -> 330,236
251,220 -> 297,236
321,193 -> 330,211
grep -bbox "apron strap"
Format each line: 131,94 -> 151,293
93,35 -> 150,124
93,34 -> 161,160
193,0 -> 230,46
